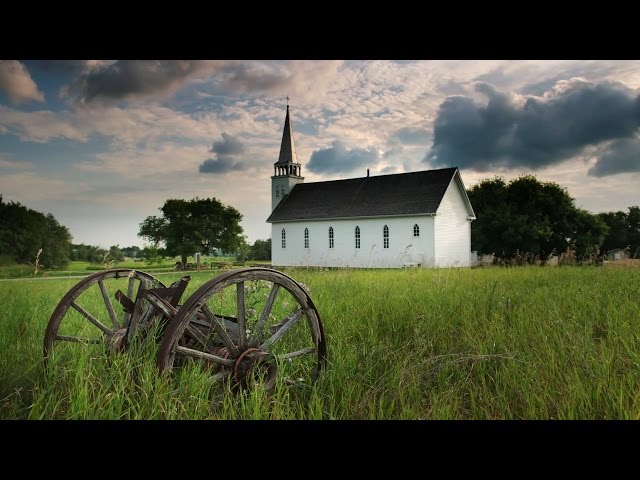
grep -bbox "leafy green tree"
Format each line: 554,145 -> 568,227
109,245 -> 124,263
121,245 -> 142,259
249,239 -> 271,261
0,197 -> 72,268
598,206 -> 640,258
141,244 -> 164,265
139,197 -> 244,266
468,175 -> 607,262
235,236 -> 250,262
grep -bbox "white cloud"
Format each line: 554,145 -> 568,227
0,60 -> 44,103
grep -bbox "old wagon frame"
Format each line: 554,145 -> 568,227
44,267 -> 327,392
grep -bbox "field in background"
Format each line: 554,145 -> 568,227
604,259 -> 640,269
0,256 -> 269,279
1,266 -> 639,419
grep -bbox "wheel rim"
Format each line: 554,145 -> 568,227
43,269 -> 166,363
157,268 -> 327,392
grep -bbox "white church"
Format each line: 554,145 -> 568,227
267,106 -> 476,268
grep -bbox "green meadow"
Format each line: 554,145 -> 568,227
1,266 -> 639,419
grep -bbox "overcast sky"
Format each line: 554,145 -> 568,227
1,60 -> 639,249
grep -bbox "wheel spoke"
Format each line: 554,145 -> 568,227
175,346 -> 234,367
98,279 -> 119,330
70,301 -> 113,335
251,283 -> 279,345
185,324 -> 213,347
260,308 -> 305,349
279,347 -> 316,360
236,282 -> 247,349
56,335 -> 102,344
123,273 -> 135,327
205,370 -> 230,385
201,305 -> 240,356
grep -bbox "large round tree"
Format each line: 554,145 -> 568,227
468,175 -> 608,262
139,197 -> 244,266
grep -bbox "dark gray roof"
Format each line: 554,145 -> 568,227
267,167 -> 461,222
275,106 -> 298,165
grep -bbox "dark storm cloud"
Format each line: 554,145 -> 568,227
307,141 -> 379,174
199,155 -> 244,174
426,80 -> 640,174
211,133 -> 245,155
588,138 -> 640,177
199,133 -> 246,174
72,61 -> 211,104
391,127 -> 431,145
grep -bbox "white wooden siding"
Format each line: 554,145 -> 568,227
272,216 -> 435,268
434,175 -> 472,267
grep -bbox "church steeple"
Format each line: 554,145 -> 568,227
272,102 -> 304,211
274,104 -> 301,176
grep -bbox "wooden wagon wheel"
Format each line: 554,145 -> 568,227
43,269 -> 166,363
157,268 -> 327,392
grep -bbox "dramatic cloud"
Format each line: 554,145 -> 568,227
588,138 -> 640,177
71,60 -> 217,104
211,133 -> 244,155
199,156 -> 245,174
199,133 -> 246,174
426,79 -> 640,174
307,140 -> 379,174
390,127 -> 431,145
0,61 -> 44,103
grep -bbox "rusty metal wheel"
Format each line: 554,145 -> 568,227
157,268 -> 327,392
44,269 -> 166,363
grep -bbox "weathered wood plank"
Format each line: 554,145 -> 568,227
201,304 -> 240,356
56,335 -> 102,344
251,283 -> 280,345
236,282 -> 247,350
70,301 -> 113,335
98,279 -> 119,330
280,347 -> 316,360
175,346 -> 234,366
260,308 -> 305,349
123,273 -> 135,327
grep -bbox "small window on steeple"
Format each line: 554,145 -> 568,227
276,187 -> 280,198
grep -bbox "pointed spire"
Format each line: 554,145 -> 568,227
276,102 -> 298,165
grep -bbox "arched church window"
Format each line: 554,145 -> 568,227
304,228 -> 309,248
281,229 -> 286,248
383,225 -> 389,249
329,227 -> 334,249
413,224 -> 420,237
355,226 -> 360,249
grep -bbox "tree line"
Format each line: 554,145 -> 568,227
4,180 -> 635,269
467,176 -> 639,263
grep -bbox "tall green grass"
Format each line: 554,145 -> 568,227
1,266 -> 639,419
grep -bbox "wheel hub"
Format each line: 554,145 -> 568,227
233,347 -> 277,392
106,328 -> 128,351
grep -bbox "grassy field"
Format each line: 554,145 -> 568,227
1,266 -> 639,419
0,256 -> 260,279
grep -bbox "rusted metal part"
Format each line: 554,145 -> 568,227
233,347 -> 277,392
